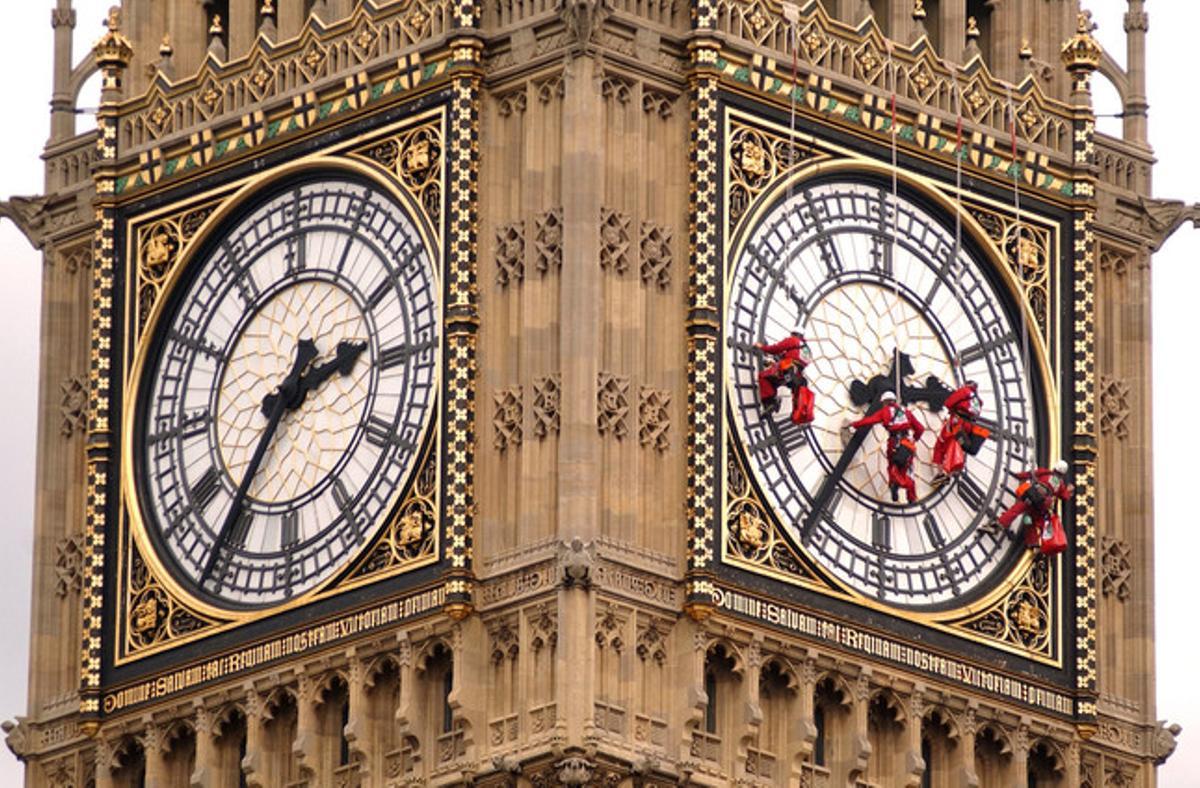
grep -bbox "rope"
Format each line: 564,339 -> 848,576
887,44 -> 902,408
951,74 -> 965,381
1006,86 -> 1034,471
787,16 -> 798,212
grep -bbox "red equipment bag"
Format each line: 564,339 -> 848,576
791,385 -> 815,425
1039,514 -> 1068,556
940,439 -> 966,475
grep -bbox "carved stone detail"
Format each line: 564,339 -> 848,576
557,0 -> 612,54
528,604 -> 558,652
493,386 -> 523,451
595,606 -> 624,653
53,535 -> 84,598
1152,721 -> 1182,764
639,221 -> 672,288
555,753 -> 596,786
1099,374 -> 1131,440
534,72 -> 565,104
638,386 -> 670,452
1099,246 -> 1137,277
488,615 -> 520,664
635,618 -> 669,665
642,90 -> 674,118
55,243 -> 92,274
601,74 -> 634,104
58,375 -> 87,438
1104,761 -> 1138,787
497,88 -> 528,116
1100,536 -> 1133,602
599,207 -> 632,274
533,208 -> 564,273
495,221 -> 525,286
596,372 -> 630,439
532,373 -> 562,439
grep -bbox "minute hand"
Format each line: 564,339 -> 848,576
799,403 -> 881,543
201,338 -> 318,584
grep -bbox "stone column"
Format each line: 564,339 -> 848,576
343,651 -> 371,776
49,1 -> 77,141
172,0 -> 209,77
292,673 -> 322,782
847,671 -> 872,785
276,0 -> 308,39
189,705 -> 220,788
228,0 -> 259,60
955,706 -> 981,788
1008,724 -> 1029,788
787,656 -> 819,771
1123,1 -> 1149,143
986,0 -> 1016,82
241,691 -> 269,788
735,638 -> 764,779
938,0 -> 965,63
838,0 -> 872,26
557,52 -> 603,745
901,689 -> 926,787
393,634 -> 417,766
142,724 -> 169,788
94,738 -> 116,788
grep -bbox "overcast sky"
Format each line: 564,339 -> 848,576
0,2 -> 1194,785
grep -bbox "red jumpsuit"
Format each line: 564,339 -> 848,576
998,468 -> 1072,555
756,336 -> 815,425
932,384 -> 991,475
852,403 -> 926,503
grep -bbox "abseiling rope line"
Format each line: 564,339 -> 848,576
951,75 -> 965,381
1006,86 -> 1034,472
888,44 -> 902,405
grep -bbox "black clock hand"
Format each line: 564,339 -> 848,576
802,349 -> 954,541
261,340 -> 368,416
201,338 -> 319,584
800,401 -> 882,543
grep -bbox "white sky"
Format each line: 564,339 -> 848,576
0,2 -> 1193,785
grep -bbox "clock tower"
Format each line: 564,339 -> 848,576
2,0 -> 1189,786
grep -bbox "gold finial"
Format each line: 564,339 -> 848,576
159,33 -> 173,58
1019,38 -> 1033,60
93,5 -> 133,73
1061,9 -> 1101,77
966,15 -> 981,41
912,0 -> 926,21
209,14 -> 224,36
261,0 -> 276,18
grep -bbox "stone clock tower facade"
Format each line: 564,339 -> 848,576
1,0 -> 1190,785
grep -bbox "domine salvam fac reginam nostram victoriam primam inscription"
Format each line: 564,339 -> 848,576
0,0 -> 1192,785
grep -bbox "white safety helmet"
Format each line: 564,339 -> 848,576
1053,460 -> 1069,475
880,390 -> 897,402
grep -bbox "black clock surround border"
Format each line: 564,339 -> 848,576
702,88 -> 1082,707
99,90 -> 459,697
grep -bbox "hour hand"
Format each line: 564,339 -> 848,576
260,338 -> 319,417
293,340 -> 368,404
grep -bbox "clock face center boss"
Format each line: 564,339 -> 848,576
727,177 -> 1065,610
131,175 -> 439,609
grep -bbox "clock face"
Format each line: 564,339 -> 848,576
134,175 -> 438,608
727,178 -> 1043,610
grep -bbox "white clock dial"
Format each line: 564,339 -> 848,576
135,175 -> 438,608
727,178 -> 1042,609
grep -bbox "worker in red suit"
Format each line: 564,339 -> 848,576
851,391 -> 925,503
755,331 -> 815,425
932,381 -> 991,476
998,460 -> 1073,555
